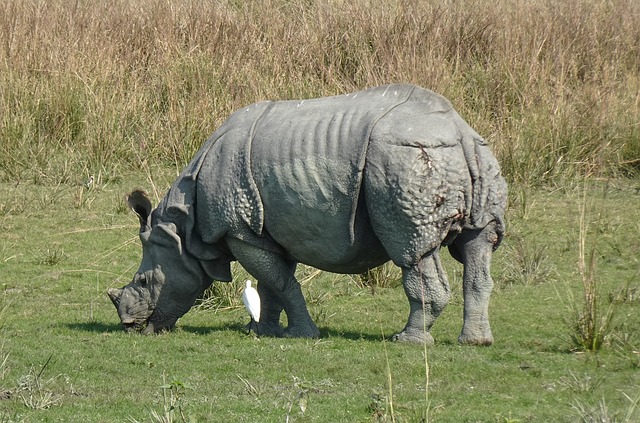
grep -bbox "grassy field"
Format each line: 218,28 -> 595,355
1,174 -> 639,422
1,0 -> 639,186
1,0 -> 640,422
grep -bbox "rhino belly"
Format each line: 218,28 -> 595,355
255,159 -> 389,273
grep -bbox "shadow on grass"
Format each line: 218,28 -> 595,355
176,324 -> 386,342
65,321 -> 243,335
321,328 -> 387,342
178,322 -> 245,335
65,321 -> 123,333
66,321 -> 392,342
178,325 -> 388,342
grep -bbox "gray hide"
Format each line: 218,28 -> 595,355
109,83 -> 507,344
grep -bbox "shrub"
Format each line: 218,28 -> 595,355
1,0 -> 638,185
568,187 -> 617,352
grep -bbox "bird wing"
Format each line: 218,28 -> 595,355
242,287 -> 261,322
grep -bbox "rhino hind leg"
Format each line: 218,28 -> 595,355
452,224 -> 498,346
254,283 -> 285,337
226,237 -> 320,339
392,249 -> 450,345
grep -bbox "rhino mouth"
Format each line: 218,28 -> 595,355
119,317 -> 176,334
141,310 -> 178,334
107,288 -> 179,334
119,316 -> 149,333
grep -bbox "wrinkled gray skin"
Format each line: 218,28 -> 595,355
109,84 -> 507,345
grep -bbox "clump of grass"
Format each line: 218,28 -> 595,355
572,392 -> 640,423
237,374 -> 260,398
368,391 -> 391,422
0,291 -> 10,401
194,280 -> 242,312
572,398 -> 614,423
16,356 -> 67,410
568,187 -> 617,352
608,277 -> 640,305
614,341 -> 640,369
355,262 -> 401,290
500,236 -> 554,286
114,193 -> 129,215
284,376 -> 310,423
195,263 -> 249,311
558,371 -> 604,394
151,376 -> 190,423
133,372 -> 192,423
38,246 -> 67,266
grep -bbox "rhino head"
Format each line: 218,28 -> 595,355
108,190 -> 214,334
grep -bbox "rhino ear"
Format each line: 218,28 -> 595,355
126,190 -> 153,231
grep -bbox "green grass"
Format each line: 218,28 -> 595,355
1,2 -> 640,420
1,175 -> 638,422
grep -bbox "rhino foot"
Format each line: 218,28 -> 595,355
247,321 -> 284,337
392,329 -> 435,345
458,322 -> 493,345
283,323 -> 320,339
458,332 -> 493,346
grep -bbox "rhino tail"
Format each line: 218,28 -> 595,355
460,129 -> 507,234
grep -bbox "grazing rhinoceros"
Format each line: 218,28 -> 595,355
108,83 -> 507,345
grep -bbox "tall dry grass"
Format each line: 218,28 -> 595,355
1,0 -> 639,186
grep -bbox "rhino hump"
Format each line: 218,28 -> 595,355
190,84 -> 459,244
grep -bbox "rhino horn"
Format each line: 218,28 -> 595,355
107,287 -> 123,307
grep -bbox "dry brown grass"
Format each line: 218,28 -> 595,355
1,0 -> 639,185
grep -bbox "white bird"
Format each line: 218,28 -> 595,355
83,175 -> 94,190
242,280 -> 261,333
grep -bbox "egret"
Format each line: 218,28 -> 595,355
83,175 -> 94,190
242,280 -> 261,334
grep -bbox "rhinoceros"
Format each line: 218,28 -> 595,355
108,83 -> 507,345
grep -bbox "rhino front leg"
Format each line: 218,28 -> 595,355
393,249 -> 450,345
452,224 -> 499,346
226,238 -> 320,338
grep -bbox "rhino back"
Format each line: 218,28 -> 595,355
193,85 -> 418,241
185,84 -> 500,269
246,85 -> 422,266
